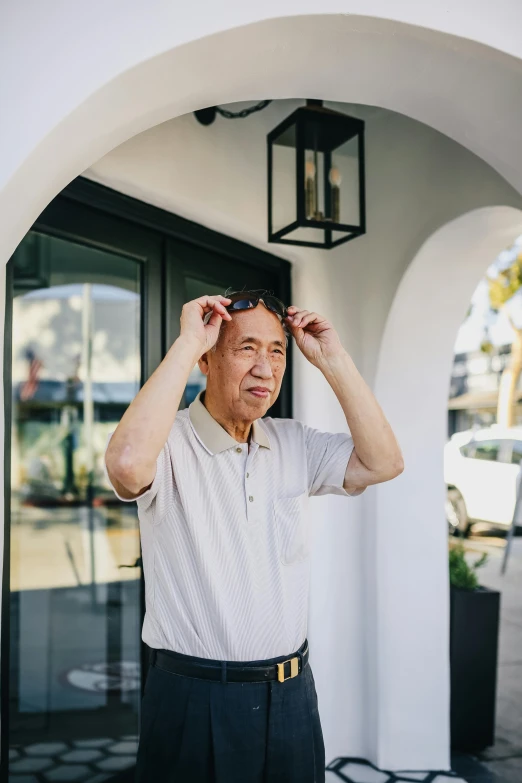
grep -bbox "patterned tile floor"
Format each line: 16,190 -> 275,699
8,735 -> 137,782
325,755 -> 496,783
7,745 -> 497,783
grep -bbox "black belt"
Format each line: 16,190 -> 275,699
150,639 -> 309,684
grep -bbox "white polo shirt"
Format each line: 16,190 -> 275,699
104,391 -> 364,661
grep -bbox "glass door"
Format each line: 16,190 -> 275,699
2,177 -> 291,783
3,200 -> 163,783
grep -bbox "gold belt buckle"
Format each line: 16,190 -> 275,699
277,656 -> 299,683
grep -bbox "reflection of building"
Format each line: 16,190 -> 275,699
448,345 -> 521,434
11,278 -> 142,504
14,378 -> 138,405
14,378 -> 137,499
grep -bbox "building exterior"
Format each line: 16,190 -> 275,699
3,3 -> 522,780
448,345 -> 522,434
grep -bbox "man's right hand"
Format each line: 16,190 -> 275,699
106,294 -> 233,500
179,295 -> 233,355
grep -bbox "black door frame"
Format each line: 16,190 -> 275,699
62,177 -> 292,416
1,176 -> 292,780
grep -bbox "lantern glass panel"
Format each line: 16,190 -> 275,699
303,148 -> 326,223
271,124 -> 297,236
329,135 -> 360,227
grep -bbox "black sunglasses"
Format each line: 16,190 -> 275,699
224,289 -> 288,320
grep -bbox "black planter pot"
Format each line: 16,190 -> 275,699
450,584 -> 501,751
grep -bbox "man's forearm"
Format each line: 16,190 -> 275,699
106,336 -> 201,488
318,349 -> 404,478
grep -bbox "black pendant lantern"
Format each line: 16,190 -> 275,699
267,100 -> 366,249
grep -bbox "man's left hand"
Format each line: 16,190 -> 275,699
285,306 -> 343,367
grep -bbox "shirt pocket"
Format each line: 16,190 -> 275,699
272,490 -> 310,565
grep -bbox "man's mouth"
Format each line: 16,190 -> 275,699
247,387 -> 271,398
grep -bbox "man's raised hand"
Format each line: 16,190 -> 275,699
284,305 -> 344,368
179,295 -> 232,354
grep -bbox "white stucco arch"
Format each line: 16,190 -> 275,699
3,8 -> 522,262
371,205 -> 522,768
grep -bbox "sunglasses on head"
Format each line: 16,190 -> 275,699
224,289 -> 288,320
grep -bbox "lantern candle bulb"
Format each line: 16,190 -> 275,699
329,167 -> 341,223
305,159 -> 317,220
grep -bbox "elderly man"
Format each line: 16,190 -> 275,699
104,289 -> 403,783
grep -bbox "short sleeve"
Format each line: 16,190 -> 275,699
103,431 -> 173,523
304,425 -> 366,497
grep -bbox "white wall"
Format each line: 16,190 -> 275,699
85,104 -> 522,768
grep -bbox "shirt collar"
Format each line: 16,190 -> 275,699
188,390 -> 271,455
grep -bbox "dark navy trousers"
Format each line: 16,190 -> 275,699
135,643 -> 325,783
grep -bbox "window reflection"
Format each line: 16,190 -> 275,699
473,441 -> 500,462
8,233 -> 142,781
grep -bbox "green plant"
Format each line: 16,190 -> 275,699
449,543 -> 488,590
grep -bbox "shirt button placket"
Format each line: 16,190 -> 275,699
245,449 -> 256,520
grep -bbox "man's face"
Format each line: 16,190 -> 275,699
199,304 -> 287,418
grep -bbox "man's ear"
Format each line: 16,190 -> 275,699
198,353 -> 210,376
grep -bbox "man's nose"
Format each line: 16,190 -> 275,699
251,356 -> 273,379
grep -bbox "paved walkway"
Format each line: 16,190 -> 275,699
323,528 -> 522,783
9,734 -> 137,781
324,752 -> 494,782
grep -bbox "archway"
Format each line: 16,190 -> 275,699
372,206 -> 522,769
3,13 -> 522,263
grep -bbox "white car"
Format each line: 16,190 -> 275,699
444,425 -> 522,535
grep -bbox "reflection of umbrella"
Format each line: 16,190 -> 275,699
20,347 -> 43,401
